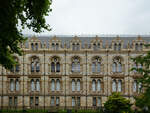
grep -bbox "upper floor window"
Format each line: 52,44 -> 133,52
31,57 -> 40,73
135,43 -> 143,51
50,79 -> 61,91
51,57 -> 60,73
10,57 -> 20,73
112,57 -> 123,73
92,57 -> 101,73
31,43 -> 39,51
72,43 -> 80,51
30,79 -> 40,92
114,43 -> 121,51
92,79 -> 102,92
133,80 -> 142,93
71,57 -> 80,73
10,78 -> 20,92
71,79 -> 81,91
52,43 -> 59,50
93,43 -> 100,50
112,79 -> 123,92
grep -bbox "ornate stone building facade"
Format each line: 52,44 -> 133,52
0,35 -> 149,109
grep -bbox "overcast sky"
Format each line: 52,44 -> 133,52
23,0 -> 150,36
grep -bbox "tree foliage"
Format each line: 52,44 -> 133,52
104,93 -> 132,113
131,50 -> 150,112
0,0 -> 51,69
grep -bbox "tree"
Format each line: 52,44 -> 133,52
104,93 -> 132,113
0,0 -> 52,69
131,50 -> 150,112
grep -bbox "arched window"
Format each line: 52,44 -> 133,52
72,43 -> 75,50
140,43 -> 143,51
10,79 -> 14,91
36,79 -> 40,91
77,79 -> 80,91
31,57 -> 40,73
31,43 -> 34,50
118,80 -> 122,92
51,62 -> 55,72
56,62 -> 60,72
93,43 -> 97,50
92,57 -> 101,73
35,43 -> 38,50
52,43 -> 55,50
72,97 -> 75,106
118,43 -> 121,51
72,57 -> 80,73
92,80 -> 96,91
31,79 -> 35,91
51,57 -> 60,73
118,63 -> 122,72
112,62 -> 117,72
16,79 -> 19,91
51,79 -> 55,91
76,43 -> 80,50
112,80 -> 117,92
133,80 -> 137,92
92,62 -> 96,73
135,43 -> 138,51
113,57 -> 122,73
36,63 -> 40,72
114,43 -> 117,51
97,80 -> 101,91
56,43 -> 59,50
97,43 -> 100,49
56,79 -> 60,91
72,79 -> 75,91
11,57 -> 20,73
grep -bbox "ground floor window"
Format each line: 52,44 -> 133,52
9,96 -> 18,107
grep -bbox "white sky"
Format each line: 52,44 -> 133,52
23,0 -> 150,36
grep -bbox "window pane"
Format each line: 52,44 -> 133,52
92,80 -> 96,91
51,79 -> 55,91
56,79 -> 60,91
31,63 -> 34,72
72,97 -> 75,106
10,79 -> 14,91
51,97 -> 55,106
112,80 -> 116,92
113,63 -> 116,72
56,97 -> 59,106
14,97 -> 18,106
77,97 -> 80,106
118,63 -> 122,72
72,80 -> 75,91
30,97 -> 34,106
97,97 -> 101,106
9,97 -> 13,106
16,79 -> 19,91
35,97 -> 39,106
51,62 -> 55,72
93,97 -> 96,106
97,63 -> 101,72
97,80 -> 101,91
133,80 -> 137,92
36,79 -> 40,91
56,62 -> 60,72
77,80 -> 80,91
118,80 -> 122,92
36,63 -> 40,72
31,80 -> 35,91
92,63 -> 96,73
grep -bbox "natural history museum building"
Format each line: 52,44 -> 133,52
0,35 -> 149,109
